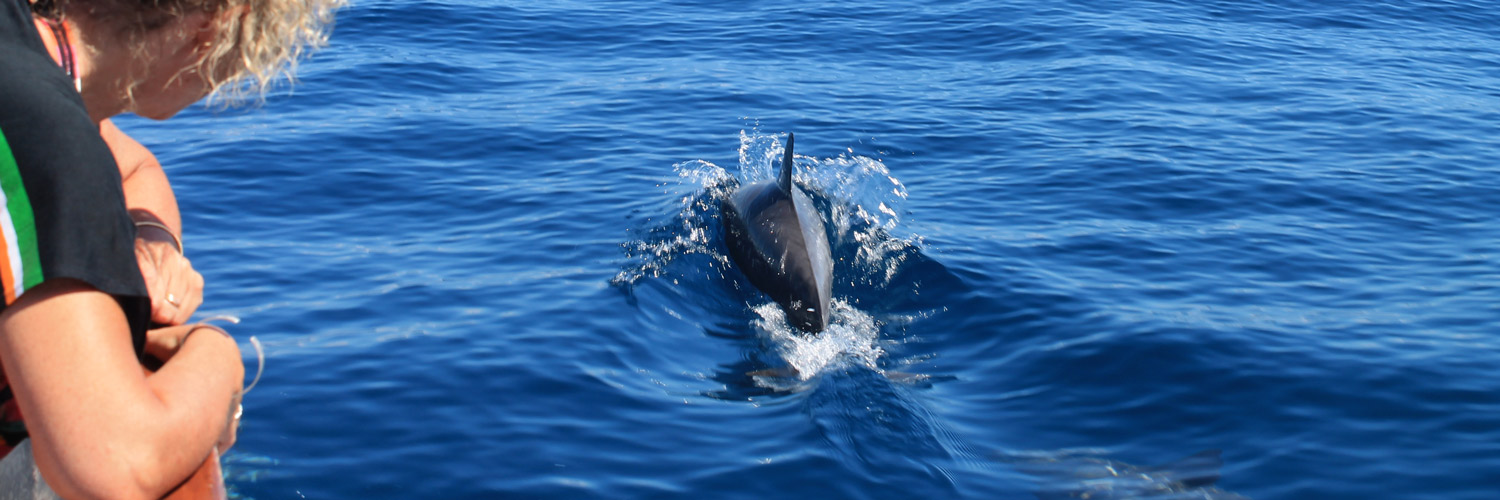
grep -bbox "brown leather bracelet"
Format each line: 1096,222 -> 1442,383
134,220 -> 183,256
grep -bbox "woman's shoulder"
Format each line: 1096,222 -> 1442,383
0,58 -> 143,316
0,20 -> 81,115
0,49 -> 113,193
0,48 -> 101,177
0,57 -> 94,148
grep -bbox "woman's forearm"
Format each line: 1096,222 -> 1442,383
105,119 -> 206,325
139,325 -> 244,484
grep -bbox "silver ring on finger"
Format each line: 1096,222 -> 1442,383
167,293 -> 182,306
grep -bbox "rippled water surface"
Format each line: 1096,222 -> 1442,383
117,0 -> 1499,498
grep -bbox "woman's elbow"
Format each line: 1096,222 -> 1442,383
34,444 -> 180,500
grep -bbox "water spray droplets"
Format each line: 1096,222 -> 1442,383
753,299 -> 884,384
611,159 -> 733,286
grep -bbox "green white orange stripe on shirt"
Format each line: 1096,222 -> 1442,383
0,131 -> 43,305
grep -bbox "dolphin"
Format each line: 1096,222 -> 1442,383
721,133 -> 834,333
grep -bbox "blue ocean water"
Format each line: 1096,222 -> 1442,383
113,0 -> 1499,498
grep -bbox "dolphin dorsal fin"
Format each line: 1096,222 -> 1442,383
778,133 -> 795,193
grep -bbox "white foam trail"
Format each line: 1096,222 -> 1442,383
753,299 -> 884,384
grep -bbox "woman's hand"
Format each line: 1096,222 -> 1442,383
135,225 -> 203,325
144,324 -> 195,362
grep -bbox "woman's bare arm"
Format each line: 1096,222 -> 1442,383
0,279 -> 242,500
103,119 -> 180,233
101,119 -> 204,325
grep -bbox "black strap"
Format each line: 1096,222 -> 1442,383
0,421 -> 25,446
40,16 -> 73,82
0,385 -> 26,446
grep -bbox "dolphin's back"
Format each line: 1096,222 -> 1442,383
790,186 -> 832,315
721,134 -> 833,332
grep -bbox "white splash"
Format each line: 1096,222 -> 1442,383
731,131 -> 922,287
611,159 -> 733,286
753,299 -> 884,383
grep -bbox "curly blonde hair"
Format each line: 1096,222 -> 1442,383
45,0 -> 345,104
201,0 -> 345,103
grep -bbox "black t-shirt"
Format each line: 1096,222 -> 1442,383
0,0 -> 151,355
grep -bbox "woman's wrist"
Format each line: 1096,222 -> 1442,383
177,324 -> 246,384
134,220 -> 183,255
180,323 -> 231,346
